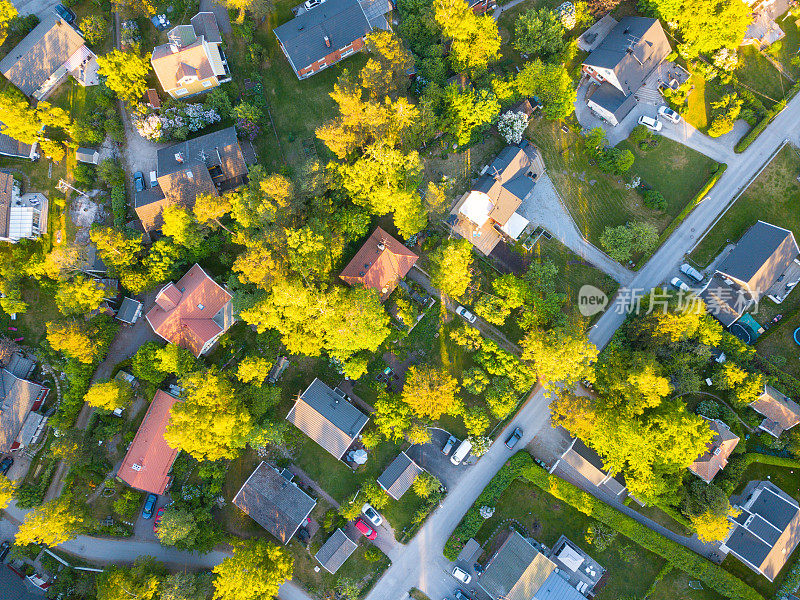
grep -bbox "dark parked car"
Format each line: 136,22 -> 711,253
0,456 -> 12,476
54,4 -> 76,23
454,590 -> 469,600
0,540 -> 10,563
141,493 -> 158,519
504,427 -> 523,449
442,435 -> 457,455
133,171 -> 145,192
296,527 -> 311,545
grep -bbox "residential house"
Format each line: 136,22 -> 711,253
76,148 -> 99,164
0,353 -> 49,454
722,480 -> 800,581
117,390 -> 180,495
145,263 -> 235,357
315,528 -> 358,573
134,127 -> 248,235
151,12 -> 231,99
750,384 -> 800,437
0,13 -> 97,100
688,418 -> 739,483
274,0 -> 393,79
582,17 -> 671,126
232,461 -> 317,544
550,437 -> 629,500
478,530 -> 593,600
742,0 -> 791,48
0,173 -> 48,243
448,145 -> 544,255
339,227 -> 419,301
0,125 -> 37,161
286,378 -> 369,461
377,451 -> 424,500
699,221 -> 800,327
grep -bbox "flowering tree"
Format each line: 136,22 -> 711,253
132,103 -> 221,142
497,110 -> 528,145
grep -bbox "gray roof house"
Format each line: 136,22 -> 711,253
722,480 -> 800,581
232,462 -> 317,544
551,437 -> 629,500
0,13 -> 95,100
116,297 -> 143,325
287,378 -> 369,460
0,124 -> 35,160
76,148 -> 100,164
582,17 -> 671,125
700,221 -> 800,327
377,451 -> 424,500
315,528 -> 358,573
0,353 -> 48,453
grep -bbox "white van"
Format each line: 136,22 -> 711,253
450,439 -> 472,465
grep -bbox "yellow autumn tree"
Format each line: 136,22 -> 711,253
84,379 -> 133,411
401,365 -> 461,420
46,321 -> 96,363
0,475 -> 14,510
16,498 -> 85,547
691,505 -> 740,543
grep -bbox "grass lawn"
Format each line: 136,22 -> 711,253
626,503 -> 693,537
737,46 -> 795,108
690,145 -> 800,267
681,73 -> 726,133
648,568 -> 727,600
474,479 -> 666,600
769,13 -> 800,79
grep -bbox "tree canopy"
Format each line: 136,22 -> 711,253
212,539 -> 294,600
401,365 -> 461,420
16,498 -> 85,546
514,7 -> 566,60
96,49 -> 151,104
84,379 -> 133,411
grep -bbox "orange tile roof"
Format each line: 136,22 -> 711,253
118,390 -> 180,495
145,264 -> 233,356
688,418 -> 739,483
339,227 -> 418,301
151,40 -> 215,91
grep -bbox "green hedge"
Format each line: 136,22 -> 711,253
520,465 -> 764,600
659,163 -> 728,244
443,453 -> 533,560
735,82 -> 800,153
717,452 -> 800,497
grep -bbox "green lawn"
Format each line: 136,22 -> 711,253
737,45 -> 795,108
768,13 -> 800,79
681,73 -> 726,133
474,479 -> 667,600
691,145 -> 800,267
648,568 -> 727,600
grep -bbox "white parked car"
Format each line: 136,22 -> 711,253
455,305 -> 477,323
658,105 -> 681,124
680,263 -> 703,282
670,277 -> 690,292
361,503 -> 383,527
452,566 -> 472,584
638,115 -> 663,132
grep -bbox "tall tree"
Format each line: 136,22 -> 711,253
429,238 -> 473,298
16,498 -> 85,546
440,84 -> 500,146
212,539 -> 294,600
84,379 -> 133,411
96,50 -> 151,104
434,0 -> 501,74
218,0 -> 272,22
515,60 -> 576,120
161,572 -> 214,600
401,365 -> 461,420
0,91 -> 72,160
95,557 -> 165,600
46,321 -> 97,363
0,0 -> 17,44
236,356 -> 272,385
361,31 -> 415,98
55,276 -> 106,316
0,475 -> 13,510
514,7 -> 566,60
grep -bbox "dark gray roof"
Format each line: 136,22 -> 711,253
273,0 -> 371,74
0,125 -> 32,159
479,531 -> 554,600
232,462 -> 317,544
725,524 -> 773,569
116,297 -> 142,324
190,12 -> 222,44
583,17 -> 671,96
717,221 -> 799,299
571,438 -> 625,487
377,451 -> 423,500
587,81 -> 638,121
315,528 -> 357,573
502,175 -> 535,202
157,127 -> 246,179
698,273 -> 747,327
287,378 -> 369,459
0,367 -> 47,453
751,485 -> 798,531
134,186 -> 166,209
358,0 -> 393,25
533,572 -> 587,600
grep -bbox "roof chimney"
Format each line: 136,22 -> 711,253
324,35 -> 331,48
175,152 -> 184,163
377,240 -> 386,252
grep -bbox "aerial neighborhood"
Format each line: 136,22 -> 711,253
2,0 -> 800,598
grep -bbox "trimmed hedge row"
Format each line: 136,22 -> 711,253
443,453 -> 533,560
735,82 -> 800,153
659,163 -> 728,244
520,465 -> 764,600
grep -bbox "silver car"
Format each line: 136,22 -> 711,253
658,105 -> 681,124
680,263 -> 703,282
455,305 -> 477,323
670,277 -> 690,292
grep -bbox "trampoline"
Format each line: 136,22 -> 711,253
730,322 -> 752,344
795,327 -> 800,346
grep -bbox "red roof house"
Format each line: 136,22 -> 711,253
145,264 -> 235,357
118,390 -> 180,495
339,227 -> 418,301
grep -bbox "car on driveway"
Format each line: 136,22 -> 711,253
658,105 -> 681,124
638,115 -> 663,132
454,590 -> 469,600
504,427 -> 523,449
141,493 -> 158,519
680,263 -> 703,282
442,435 -> 457,455
54,4 -> 76,23
670,277 -> 690,292
133,171 -> 145,192
153,507 -> 165,533
355,518 -> 377,540
0,540 -> 10,563
455,305 -> 477,323
0,456 -> 12,475
452,566 -> 472,584
361,503 -> 383,527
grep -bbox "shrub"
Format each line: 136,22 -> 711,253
696,399 -> 720,419
643,190 -> 666,211
629,124 -> 650,144
73,163 -> 96,189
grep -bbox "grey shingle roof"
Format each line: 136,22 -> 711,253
587,81 -> 638,122
232,462 -> 317,544
0,366 -> 47,453
533,572 -> 587,600
287,378 -> 369,459
157,126 -> 247,179
273,0 -> 371,74
0,125 -> 33,159
190,12 -> 222,44
478,531 -> 556,600
315,528 -> 357,573
377,451 -> 423,500
116,297 -> 142,324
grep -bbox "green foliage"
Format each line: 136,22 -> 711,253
629,124 -> 651,144
600,221 -> 658,263
513,8 -> 566,61
643,189 -> 667,211
80,15 -> 107,46
434,0 -> 500,74
429,238 -> 473,298
515,60 -> 575,119
96,50 -> 151,104
111,185 -> 126,229
113,489 -> 142,519
440,84 -> 500,146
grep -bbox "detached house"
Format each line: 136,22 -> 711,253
340,227 -> 418,301
0,353 -> 49,454
0,173 -> 48,243
0,124 -> 37,161
0,13 -> 97,100
315,529 -> 358,573
582,17 -> 671,126
750,385 -> 800,438
274,0 -> 393,79
377,451 -> 424,500
688,418 -> 739,483
151,12 -> 231,99
551,437 -> 629,500
145,264 -> 235,357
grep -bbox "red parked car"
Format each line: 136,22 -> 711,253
153,507 -> 165,533
355,518 -> 377,540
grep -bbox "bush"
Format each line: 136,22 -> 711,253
696,399 -> 720,419
8,14 -> 38,36
629,124 -> 650,144
111,185 -> 126,229
643,190 -> 666,211
73,164 -> 96,189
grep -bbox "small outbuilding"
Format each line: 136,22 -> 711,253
377,451 -> 424,500
116,297 -> 143,325
76,147 -> 100,164
315,528 -> 358,574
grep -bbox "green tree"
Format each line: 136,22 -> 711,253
161,572 -> 214,600
55,276 -> 106,316
16,498 -> 85,546
162,205 -> 205,252
484,377 -> 519,419
0,0 -> 17,44
156,507 -> 200,548
401,365 -> 461,420
212,539 -> 294,600
463,405 -> 491,435
691,506 -> 739,543
362,30 -> 415,98
373,393 -> 413,441
430,238 -> 473,298
515,60 -> 576,119
80,15 -> 107,46
95,556 -> 165,600
600,221 -> 657,263
132,341 -> 168,384
521,325 -> 598,386
362,481 -> 389,509
47,321 -> 97,363
434,0 -> 500,74
96,49 -> 151,104
514,8 -> 566,60
411,472 -> 440,498
440,83 -> 500,146
156,343 -> 196,376
84,379 -> 133,411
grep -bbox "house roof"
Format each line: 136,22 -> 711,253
0,171 -> 13,240
582,17 -> 671,96
157,127 -> 246,179
533,572 -> 587,600
478,531 -> 557,600
717,221 -> 799,301
145,263 -> 234,357
0,14 -> 86,96
286,378 -> 369,460
750,385 -> 800,436
117,297 -> 143,324
560,438 -> 626,496
0,366 -> 47,453
76,148 -> 98,162
273,0 -> 371,73
190,12 -> 222,43
698,273 -> 749,327
117,390 -> 180,495
0,124 -> 33,159
688,418 -> 739,483
359,0 -> 393,29
152,39 -> 216,91
587,80 -> 638,122
471,146 -> 535,225
377,451 -> 423,500
339,227 -> 418,300
315,528 -> 358,573
232,461 -> 317,544
726,481 -> 800,581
